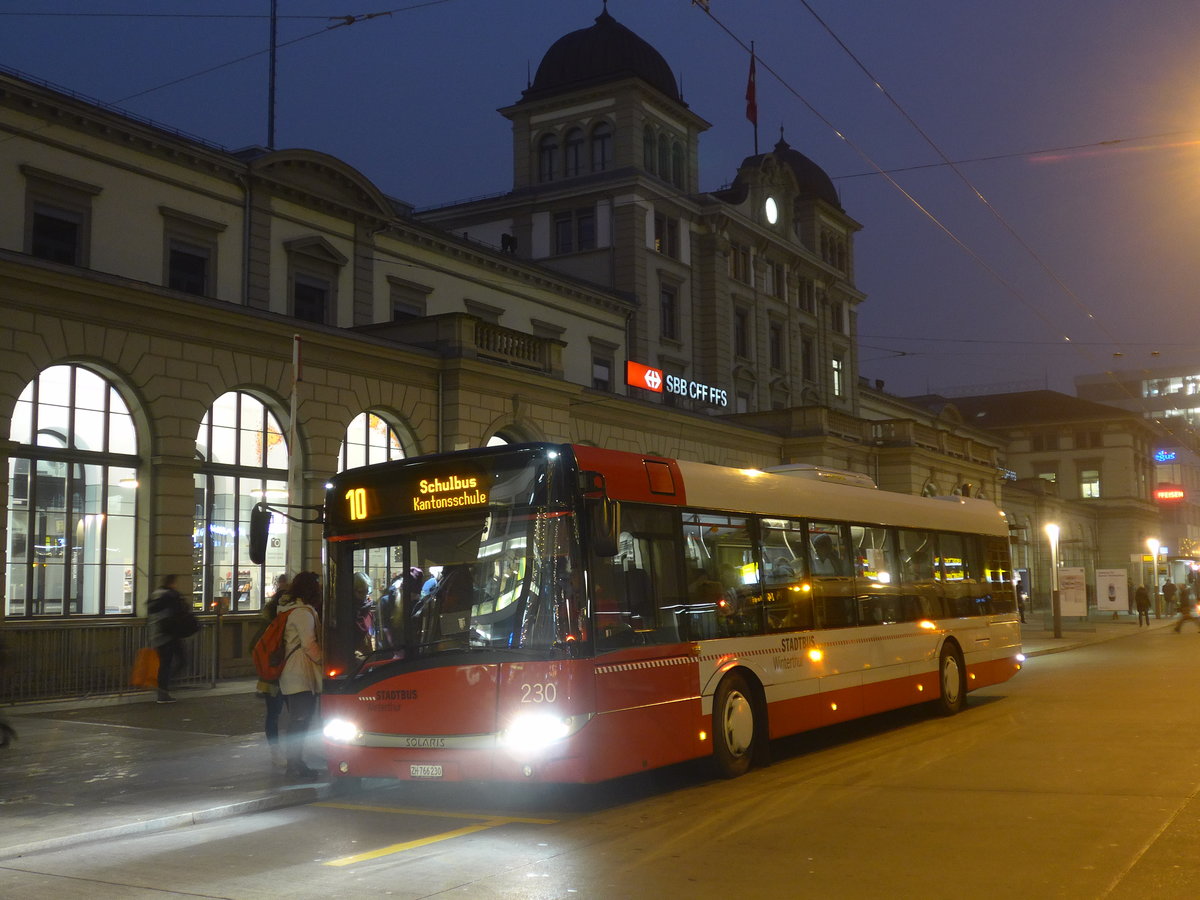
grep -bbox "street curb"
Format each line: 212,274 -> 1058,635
0,782 -> 333,861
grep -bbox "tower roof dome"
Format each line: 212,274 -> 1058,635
760,137 -> 841,210
522,8 -> 681,104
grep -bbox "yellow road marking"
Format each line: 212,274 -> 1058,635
316,802 -> 556,825
316,803 -> 557,867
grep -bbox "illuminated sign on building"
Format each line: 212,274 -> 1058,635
1155,449 -> 1178,463
1154,485 -> 1185,502
625,360 -> 728,407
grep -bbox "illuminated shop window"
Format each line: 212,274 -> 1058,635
6,364 -> 138,617
194,392 -> 287,613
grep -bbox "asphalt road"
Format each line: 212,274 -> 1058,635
4,626 -> 1200,899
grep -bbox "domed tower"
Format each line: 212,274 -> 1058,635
501,6 -> 709,193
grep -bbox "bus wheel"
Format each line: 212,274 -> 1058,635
713,673 -> 756,778
936,644 -> 967,716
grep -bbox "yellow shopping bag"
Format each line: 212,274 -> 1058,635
130,647 -> 159,689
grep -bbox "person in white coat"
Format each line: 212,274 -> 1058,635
277,570 -> 323,780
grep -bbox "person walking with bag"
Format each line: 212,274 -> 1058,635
277,571 -> 324,780
148,574 -> 189,703
255,573 -> 289,768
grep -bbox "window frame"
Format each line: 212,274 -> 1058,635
22,167 -> 102,267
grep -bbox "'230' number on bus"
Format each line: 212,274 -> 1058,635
520,682 -> 557,703
345,487 -> 368,521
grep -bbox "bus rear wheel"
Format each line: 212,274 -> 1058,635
713,673 -> 756,778
936,644 -> 967,716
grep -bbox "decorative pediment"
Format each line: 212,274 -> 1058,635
250,149 -> 393,219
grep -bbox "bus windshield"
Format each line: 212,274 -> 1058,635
326,447 -> 586,674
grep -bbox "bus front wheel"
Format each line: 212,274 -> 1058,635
936,644 -> 967,716
713,673 -> 756,778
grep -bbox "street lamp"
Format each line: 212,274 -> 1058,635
1147,538 -> 1161,618
1045,522 -> 1061,639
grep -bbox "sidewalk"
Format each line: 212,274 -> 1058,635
0,678 -> 334,860
0,614 -> 1179,861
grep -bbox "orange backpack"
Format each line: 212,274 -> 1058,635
251,609 -> 295,682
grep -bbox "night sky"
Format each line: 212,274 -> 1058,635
4,0 -> 1199,398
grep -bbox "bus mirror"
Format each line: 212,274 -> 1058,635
588,497 -> 620,557
578,469 -> 606,496
248,504 -> 272,565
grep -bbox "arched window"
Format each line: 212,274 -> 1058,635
486,434 -> 511,447
564,128 -> 584,177
538,134 -> 558,182
194,391 -> 287,612
6,364 -> 138,617
657,134 -> 671,181
643,127 -> 656,173
671,141 -> 685,188
591,122 -> 612,172
338,412 -> 405,472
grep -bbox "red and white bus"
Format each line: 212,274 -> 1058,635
317,443 -> 1021,783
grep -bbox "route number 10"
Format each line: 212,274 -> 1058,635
345,487 -> 368,521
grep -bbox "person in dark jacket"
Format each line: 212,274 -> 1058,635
1135,584 -> 1151,627
148,574 -> 187,703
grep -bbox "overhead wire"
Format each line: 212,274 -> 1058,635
694,1 -> 1177,414
691,4 -> 1076,353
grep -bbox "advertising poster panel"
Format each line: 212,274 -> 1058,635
1059,566 -> 1088,616
1096,569 -> 1128,611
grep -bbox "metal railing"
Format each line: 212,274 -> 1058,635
0,621 -> 216,704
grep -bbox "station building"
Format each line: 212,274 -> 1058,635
0,12 -> 1152,698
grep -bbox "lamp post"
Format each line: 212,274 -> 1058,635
1147,538 -> 1160,618
1045,522 -> 1061,639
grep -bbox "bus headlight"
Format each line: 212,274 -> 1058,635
323,717 -> 362,744
500,712 -> 591,753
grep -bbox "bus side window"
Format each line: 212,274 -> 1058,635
760,518 -> 811,632
807,521 -> 855,628
898,528 -> 944,618
854,524 -> 902,625
940,532 -> 987,617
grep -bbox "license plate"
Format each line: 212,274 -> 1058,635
410,764 -> 443,778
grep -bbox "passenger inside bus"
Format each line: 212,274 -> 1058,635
811,533 -> 847,576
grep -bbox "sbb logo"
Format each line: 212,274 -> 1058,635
626,361 -> 664,393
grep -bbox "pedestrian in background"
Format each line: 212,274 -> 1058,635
277,570 -> 323,780
1135,584 -> 1151,627
1162,579 -> 1177,622
1173,581 -> 1197,633
256,573 -> 289,768
148,574 -> 187,703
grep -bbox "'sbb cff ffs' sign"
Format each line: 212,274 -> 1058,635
626,361 -> 728,407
